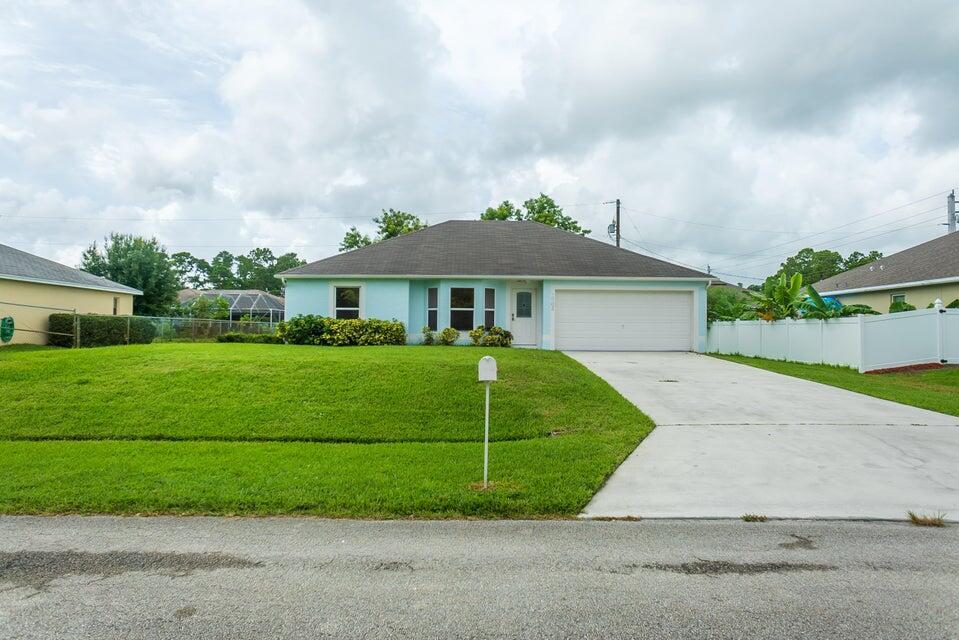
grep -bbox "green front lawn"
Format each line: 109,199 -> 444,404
0,343 -> 652,517
713,354 -> 959,417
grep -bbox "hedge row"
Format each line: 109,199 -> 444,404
216,332 -> 284,344
49,313 -> 157,348
276,315 -> 407,346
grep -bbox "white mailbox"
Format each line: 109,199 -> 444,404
478,355 -> 498,489
478,356 -> 497,382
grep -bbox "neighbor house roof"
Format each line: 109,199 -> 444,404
280,220 -> 712,279
0,243 -> 143,295
813,232 -> 959,294
178,289 -> 285,312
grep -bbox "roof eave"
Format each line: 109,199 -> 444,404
820,275 -> 959,296
0,273 -> 143,296
280,273 -> 712,281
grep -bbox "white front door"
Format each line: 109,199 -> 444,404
510,289 -> 536,345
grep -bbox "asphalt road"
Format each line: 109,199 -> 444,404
1,516 -> 956,639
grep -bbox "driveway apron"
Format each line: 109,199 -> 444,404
569,352 -> 959,519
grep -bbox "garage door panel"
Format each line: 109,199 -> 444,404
555,290 -> 692,351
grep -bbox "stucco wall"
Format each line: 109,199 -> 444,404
0,279 -> 135,346
285,277 -> 507,344
283,277 -> 410,324
540,279 -> 708,351
834,282 -> 959,313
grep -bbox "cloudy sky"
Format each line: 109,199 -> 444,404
2,1 -> 958,283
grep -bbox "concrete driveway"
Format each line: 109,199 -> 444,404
569,352 -> 959,520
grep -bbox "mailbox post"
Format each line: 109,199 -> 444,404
478,356 -> 497,488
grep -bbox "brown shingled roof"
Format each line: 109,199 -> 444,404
280,220 -> 711,279
813,232 -> 959,293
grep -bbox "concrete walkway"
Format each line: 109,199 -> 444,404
569,352 -> 959,520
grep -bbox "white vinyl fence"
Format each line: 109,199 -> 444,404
707,307 -> 959,373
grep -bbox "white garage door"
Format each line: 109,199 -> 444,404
554,290 -> 693,351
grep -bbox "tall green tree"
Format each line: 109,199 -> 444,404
171,249 -> 305,295
234,248 -> 305,294
339,209 -> 426,252
171,251 -> 210,289
207,251 -> 239,289
339,227 -> 373,251
480,193 -> 590,235
80,234 -> 179,316
764,247 -> 883,290
843,250 -> 883,271
481,200 -> 522,221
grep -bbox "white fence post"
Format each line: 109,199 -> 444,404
857,314 -> 866,373
936,299 -> 945,365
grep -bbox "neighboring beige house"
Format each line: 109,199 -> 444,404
813,232 -> 959,312
0,243 -> 142,346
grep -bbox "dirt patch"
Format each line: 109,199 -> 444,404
371,561 -> 413,572
866,362 -> 944,375
174,606 -> 197,620
643,559 -> 834,576
779,534 -> 816,550
0,550 -> 259,591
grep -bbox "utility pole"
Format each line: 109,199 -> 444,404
615,198 -> 621,248
604,198 -> 621,247
949,190 -> 956,234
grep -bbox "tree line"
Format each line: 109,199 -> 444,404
80,234 -> 305,316
77,193 -> 885,319
339,193 -> 588,251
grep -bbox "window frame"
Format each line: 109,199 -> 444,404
112,297 -> 119,316
332,284 -> 363,320
484,288 -> 496,329
427,287 -> 438,331
449,287 -> 475,331
890,293 -> 906,305
515,290 -> 533,319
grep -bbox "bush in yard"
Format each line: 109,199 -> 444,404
438,327 -> 460,346
481,326 -> 513,347
421,325 -> 435,345
275,315 -> 406,346
467,326 -> 485,346
889,300 -> 916,313
276,314 -> 332,345
216,332 -> 283,344
48,313 -> 157,348
468,325 -> 513,347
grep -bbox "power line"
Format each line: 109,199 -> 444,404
712,216 -> 946,282
708,189 -> 953,269
0,201 -> 610,224
620,206 -> 803,235
725,207 -> 943,273
6,240 -> 340,250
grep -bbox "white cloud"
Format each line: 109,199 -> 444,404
1,0 -> 958,283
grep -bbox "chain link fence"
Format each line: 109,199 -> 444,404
1,300 -> 280,347
134,316 -> 278,343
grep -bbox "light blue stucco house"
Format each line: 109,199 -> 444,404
279,221 -> 712,351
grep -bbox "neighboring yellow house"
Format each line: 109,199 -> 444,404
812,232 -> 959,312
0,243 -> 142,346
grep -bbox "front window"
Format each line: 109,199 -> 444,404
427,287 -> 438,331
891,293 -> 906,304
484,288 -> 495,329
335,286 -> 360,319
450,287 -> 475,331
